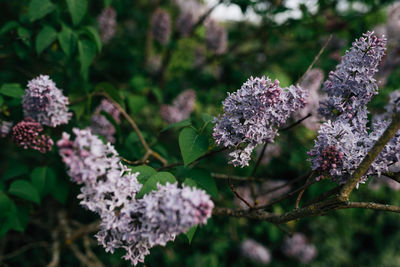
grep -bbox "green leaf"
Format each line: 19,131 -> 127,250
30,166 -> 56,197
0,192 -> 12,218
29,0 -> 55,22
82,26 -> 102,52
183,178 -> 197,188
179,127 -> 209,166
17,27 -> 31,46
187,169 -> 219,199
94,82 -> 124,108
136,172 -> 176,199
66,0 -> 88,26
0,83 -> 24,99
161,118 -> 191,132
2,162 -> 29,180
8,180 -> 40,204
131,166 -> 157,184
0,96 -> 4,106
0,202 -> 29,237
78,39 -> 96,80
185,225 -> 197,244
49,177 -> 69,204
0,21 -> 19,35
58,25 -> 77,56
201,113 -> 214,124
36,25 -> 57,54
127,95 -> 147,115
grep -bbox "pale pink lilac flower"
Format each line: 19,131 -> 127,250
12,118 -> 53,153
213,76 -> 307,167
240,239 -> 271,265
295,68 -> 325,131
151,9 -> 171,45
97,7 -> 117,43
90,99 -> 121,143
22,75 -> 71,127
205,20 -> 227,55
176,12 -> 194,37
282,233 -> 317,264
58,128 -> 214,265
0,121 -> 12,137
160,89 -> 196,124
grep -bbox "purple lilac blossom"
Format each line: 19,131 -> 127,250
12,118 -> 53,153
176,12 -> 194,37
160,89 -> 196,124
0,121 -> 12,137
151,9 -> 171,45
205,20 -> 227,55
57,128 -> 213,265
213,76 -> 307,167
318,31 -> 386,120
387,4 -> 400,44
240,239 -> 271,265
295,68 -> 325,131
97,7 -> 117,43
308,32 -> 400,185
282,233 -> 317,264
22,75 -> 71,127
90,99 -> 121,143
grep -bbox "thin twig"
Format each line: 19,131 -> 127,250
280,113 -> 312,131
99,92 -> 168,166
295,172 -> 314,208
228,177 -> 252,208
157,147 -> 228,171
0,241 -> 48,261
297,35 -> 333,84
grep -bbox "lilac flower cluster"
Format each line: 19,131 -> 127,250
282,233 -> 317,264
90,99 -> 121,143
0,121 -> 12,137
318,32 -> 386,120
151,9 -> 171,45
205,20 -> 227,55
387,4 -> 400,44
213,76 -> 307,167
160,89 -> 196,124
176,12 -> 194,37
295,68 -> 325,131
240,239 -> 271,265
12,118 -> 53,153
22,75 -> 71,127
97,7 -> 117,44
308,32 -> 400,184
57,129 -> 213,265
